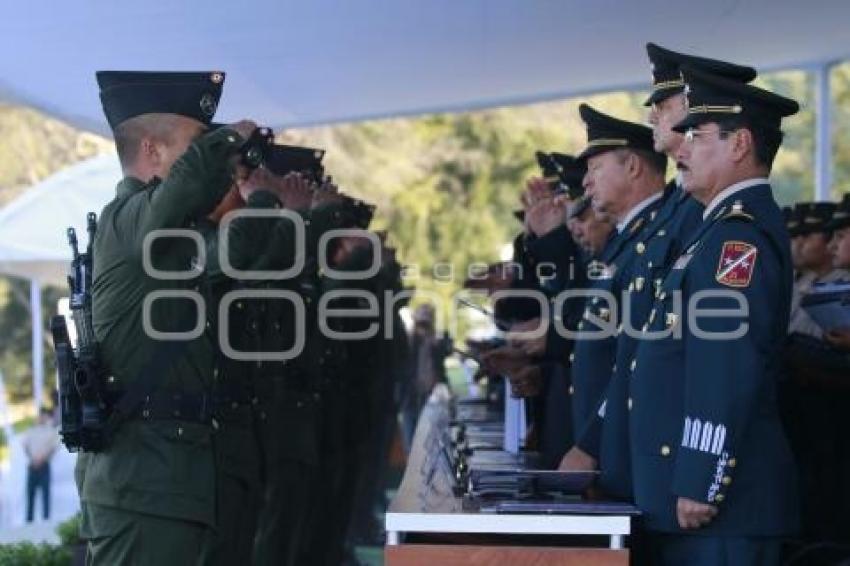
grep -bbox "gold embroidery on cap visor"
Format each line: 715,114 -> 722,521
688,104 -> 743,115
652,77 -> 685,92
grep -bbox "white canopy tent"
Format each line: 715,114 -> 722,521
1,1 -> 849,409
0,154 -> 119,411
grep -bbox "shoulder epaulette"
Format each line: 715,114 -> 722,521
722,200 -> 754,221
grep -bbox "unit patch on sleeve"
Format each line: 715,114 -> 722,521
715,241 -> 757,288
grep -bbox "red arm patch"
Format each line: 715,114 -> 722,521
715,241 -> 758,288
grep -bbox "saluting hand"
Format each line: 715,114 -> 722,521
275,173 -> 314,210
527,196 -> 567,237
676,497 -> 718,530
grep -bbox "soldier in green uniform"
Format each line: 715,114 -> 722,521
299,199 -> 380,566
201,158 -> 317,565
247,149 -> 339,566
76,70 -> 259,565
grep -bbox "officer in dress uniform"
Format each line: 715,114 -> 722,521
788,202 -> 846,337
557,104 -> 668,440
77,71 -> 260,565
628,65 -> 800,565
782,198 -> 850,549
517,154 -> 587,467
562,45 -> 758,505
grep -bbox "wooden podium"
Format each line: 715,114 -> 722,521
384,400 -> 631,565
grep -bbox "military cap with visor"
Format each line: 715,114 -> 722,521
794,201 -> 837,236
673,66 -> 799,134
826,194 -> 850,232
97,70 -> 225,129
576,103 -> 667,169
644,43 -> 757,106
787,202 -> 808,237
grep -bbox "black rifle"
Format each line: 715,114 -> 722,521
51,213 -> 110,451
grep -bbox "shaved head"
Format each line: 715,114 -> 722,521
112,113 -> 206,180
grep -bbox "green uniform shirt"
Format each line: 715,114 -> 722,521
76,127 -> 244,526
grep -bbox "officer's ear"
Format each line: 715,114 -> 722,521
624,151 -> 642,180
727,128 -> 753,166
138,136 -> 165,169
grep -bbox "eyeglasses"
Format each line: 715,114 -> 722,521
684,128 -> 736,143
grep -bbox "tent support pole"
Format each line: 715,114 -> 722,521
30,279 -> 44,414
814,62 -> 834,201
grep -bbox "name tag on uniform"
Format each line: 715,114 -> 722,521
673,254 -> 693,270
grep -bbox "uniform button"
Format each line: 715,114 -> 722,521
577,322 -> 585,331
647,261 -> 654,269
583,309 -> 590,320
599,308 -> 610,321
660,445 -> 671,456
177,427 -> 184,436
628,398 -> 633,410
592,297 -> 600,305
107,376 -> 115,384
715,494 -> 725,503
231,402 -> 238,410
728,458 -> 737,468
635,277 -> 645,292
568,385 -> 575,395
612,364 -> 617,373
722,476 -> 732,486
636,242 -> 646,254
657,229 -> 666,237
227,135 -> 237,143
630,359 -> 637,372
666,313 -> 678,328
569,353 -> 575,363
659,291 -> 667,301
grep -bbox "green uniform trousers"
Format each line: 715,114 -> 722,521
81,502 -> 212,566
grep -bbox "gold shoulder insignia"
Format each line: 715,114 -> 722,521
723,200 -> 754,221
